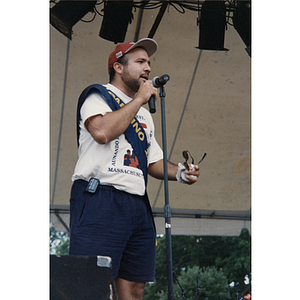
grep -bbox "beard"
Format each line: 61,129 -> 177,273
121,68 -> 141,93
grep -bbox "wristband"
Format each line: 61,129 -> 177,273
176,163 -> 196,184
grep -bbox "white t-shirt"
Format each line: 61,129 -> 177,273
72,83 -> 163,196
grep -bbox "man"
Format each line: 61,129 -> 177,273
69,38 -> 200,300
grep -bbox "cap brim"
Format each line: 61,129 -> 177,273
125,38 -> 158,57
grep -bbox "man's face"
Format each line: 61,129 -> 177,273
120,48 -> 151,93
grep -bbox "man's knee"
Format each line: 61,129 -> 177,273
129,282 -> 145,299
115,277 -> 145,300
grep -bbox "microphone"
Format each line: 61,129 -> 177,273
148,74 -> 170,114
152,74 -> 170,88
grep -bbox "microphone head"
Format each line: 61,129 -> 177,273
161,74 -> 170,83
152,76 -> 159,87
152,74 -> 170,88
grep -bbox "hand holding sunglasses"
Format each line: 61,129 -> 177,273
176,150 -> 206,184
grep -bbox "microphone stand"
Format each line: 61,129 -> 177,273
196,276 -> 202,300
173,272 -> 186,300
159,84 -> 174,300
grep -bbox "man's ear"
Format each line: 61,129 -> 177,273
113,62 -> 123,75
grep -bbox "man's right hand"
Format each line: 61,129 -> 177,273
134,80 -> 158,106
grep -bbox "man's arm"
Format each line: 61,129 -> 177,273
148,159 -> 200,184
86,81 -> 157,144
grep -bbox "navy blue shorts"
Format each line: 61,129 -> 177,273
69,180 -> 156,283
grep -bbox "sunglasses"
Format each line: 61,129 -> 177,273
182,150 -> 207,170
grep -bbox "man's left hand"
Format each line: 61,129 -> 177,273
176,163 -> 200,185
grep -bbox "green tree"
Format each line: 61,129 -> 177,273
215,229 -> 251,298
156,266 -> 230,300
49,223 -> 70,255
144,229 -> 251,300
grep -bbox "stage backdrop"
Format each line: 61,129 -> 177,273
50,3 -> 251,236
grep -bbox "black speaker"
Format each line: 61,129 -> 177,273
99,0 -> 134,43
50,0 -> 97,40
50,255 -> 113,300
198,0 -> 227,50
233,0 -> 251,55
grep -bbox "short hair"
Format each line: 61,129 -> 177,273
109,54 -> 128,82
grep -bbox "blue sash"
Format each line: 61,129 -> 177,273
77,84 -> 148,186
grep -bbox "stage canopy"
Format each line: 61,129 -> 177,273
50,1 -> 251,236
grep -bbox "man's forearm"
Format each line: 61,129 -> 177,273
148,159 -> 178,180
86,97 -> 144,144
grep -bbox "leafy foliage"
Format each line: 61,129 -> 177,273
144,229 -> 251,300
49,223 -> 70,255
156,266 -> 230,300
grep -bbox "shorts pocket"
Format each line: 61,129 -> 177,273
76,191 -> 105,227
69,182 -> 92,229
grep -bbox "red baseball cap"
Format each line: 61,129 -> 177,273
108,38 -> 158,72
